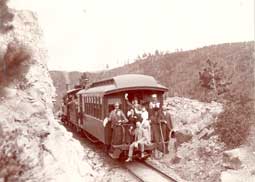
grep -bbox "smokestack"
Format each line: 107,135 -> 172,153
63,71 -> 70,91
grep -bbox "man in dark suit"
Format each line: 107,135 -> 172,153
161,106 -> 174,154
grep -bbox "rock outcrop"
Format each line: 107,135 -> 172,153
165,97 -> 223,147
159,97 -> 225,182
221,147 -> 255,182
0,10 -> 96,182
222,148 -> 247,170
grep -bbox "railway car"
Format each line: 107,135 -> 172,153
61,87 -> 82,124
62,74 -> 170,159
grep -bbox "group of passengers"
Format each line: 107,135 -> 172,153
108,93 -> 173,162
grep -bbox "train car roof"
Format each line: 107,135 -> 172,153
77,74 -> 168,96
66,88 -> 82,95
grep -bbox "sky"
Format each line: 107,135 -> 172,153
10,0 -> 254,72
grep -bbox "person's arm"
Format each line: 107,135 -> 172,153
129,127 -> 135,135
109,111 -> 116,126
133,129 -> 138,140
149,102 -> 153,109
134,107 -> 141,115
137,130 -> 147,143
121,111 -> 128,122
167,113 -> 173,130
109,111 -> 113,120
158,111 -> 166,123
125,93 -> 133,108
126,100 -> 133,108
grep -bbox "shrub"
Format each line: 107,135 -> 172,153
214,94 -> 254,149
0,40 -> 32,87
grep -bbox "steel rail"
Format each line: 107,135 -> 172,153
124,161 -> 178,182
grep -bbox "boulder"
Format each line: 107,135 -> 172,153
166,96 -> 223,136
197,127 -> 214,139
221,169 -> 255,182
0,87 -> 17,98
221,147 -> 255,182
222,148 -> 248,170
175,129 -> 193,146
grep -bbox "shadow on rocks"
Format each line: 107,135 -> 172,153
0,40 -> 32,96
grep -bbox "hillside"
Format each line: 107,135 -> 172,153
50,41 -> 255,109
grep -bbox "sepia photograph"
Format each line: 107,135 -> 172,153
0,0 -> 254,181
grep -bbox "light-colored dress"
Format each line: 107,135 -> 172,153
141,110 -> 151,144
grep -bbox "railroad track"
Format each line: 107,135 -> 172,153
124,160 -> 178,182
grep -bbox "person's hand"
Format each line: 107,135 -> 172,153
159,120 -> 165,124
170,130 -> 175,138
125,93 -> 128,100
103,117 -> 109,127
134,142 -> 138,148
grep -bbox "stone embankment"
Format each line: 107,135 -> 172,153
165,97 -> 223,145
0,10 -> 97,182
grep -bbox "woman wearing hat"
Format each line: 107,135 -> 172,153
109,102 -> 128,145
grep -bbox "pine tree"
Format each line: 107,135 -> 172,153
199,59 -> 231,100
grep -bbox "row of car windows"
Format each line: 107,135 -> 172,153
82,96 -> 103,119
81,96 -> 126,120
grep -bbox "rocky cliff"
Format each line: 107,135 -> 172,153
0,10 -> 96,182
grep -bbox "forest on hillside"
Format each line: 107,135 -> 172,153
51,41 -> 254,107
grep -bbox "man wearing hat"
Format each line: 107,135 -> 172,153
161,106 -> 173,136
149,94 -> 160,110
161,106 -> 173,151
149,94 -> 161,118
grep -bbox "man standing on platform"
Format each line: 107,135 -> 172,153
161,106 -> 174,154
